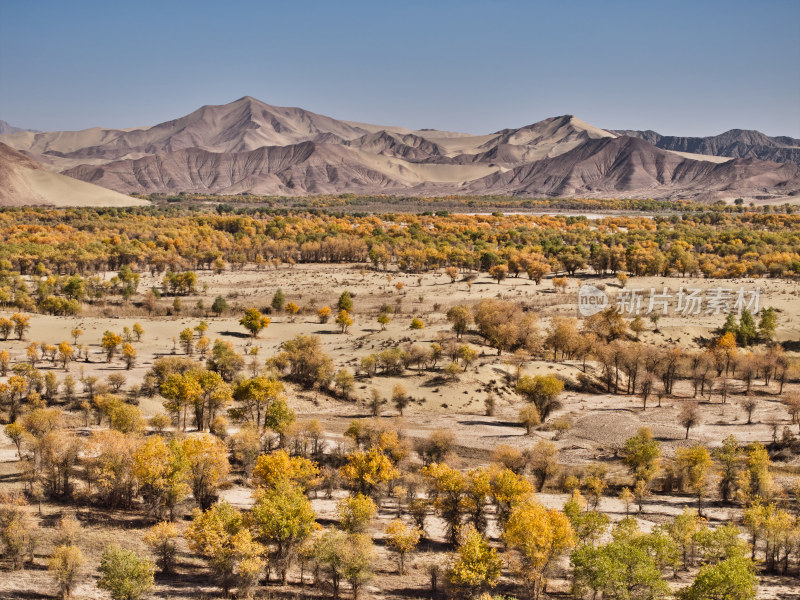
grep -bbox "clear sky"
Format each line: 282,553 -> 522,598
1,0 -> 799,136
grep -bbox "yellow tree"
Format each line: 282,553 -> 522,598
317,306 -> 332,323
251,482 -> 316,584
160,372 -> 202,431
285,302 -> 300,322
240,308 -> 270,338
132,436 -> 189,520
143,521 -> 179,574
504,500 -> 575,600
338,494 -> 377,534
57,342 -> 74,370
340,448 -> 399,498
385,519 -> 422,574
181,433 -> 230,510
252,449 -> 320,491
336,309 -> 354,333
101,330 -> 123,362
422,462 -> 467,545
447,524 -> 502,595
11,313 -> 30,340
122,343 -> 137,370
185,502 -> 266,596
676,445 -> 712,515
48,543 -> 86,599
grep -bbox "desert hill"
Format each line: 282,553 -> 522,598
0,143 -> 148,207
3,97 -> 800,201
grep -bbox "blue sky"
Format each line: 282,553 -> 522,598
1,0 -> 798,136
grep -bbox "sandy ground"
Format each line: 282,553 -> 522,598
1,264 -> 800,598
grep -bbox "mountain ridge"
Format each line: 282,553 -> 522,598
2,97 -> 800,202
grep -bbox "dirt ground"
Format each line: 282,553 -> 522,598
1,263 -> 800,599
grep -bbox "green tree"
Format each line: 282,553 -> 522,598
446,305 -> 473,339
758,307 -> 777,341
572,524 -> 671,600
337,291 -> 354,312
737,310 -> 757,347
271,289 -> 286,312
211,296 -> 228,316
97,545 -> 155,600
678,553 -> 758,600
712,435 -> 742,503
621,427 -> 661,484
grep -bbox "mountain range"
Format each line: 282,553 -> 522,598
1,96 -> 799,204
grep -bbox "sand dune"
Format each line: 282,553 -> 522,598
0,143 -> 148,207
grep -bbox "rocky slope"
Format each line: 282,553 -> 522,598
615,128 -> 800,166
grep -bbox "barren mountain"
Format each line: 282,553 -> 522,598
0,143 -> 147,207
0,120 -> 38,135
3,97 -> 800,201
466,136 -> 800,200
615,128 -> 800,166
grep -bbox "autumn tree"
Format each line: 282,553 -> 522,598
527,440 -> 559,492
185,502 -> 265,596
336,309 -> 354,333
318,305 -> 331,323
143,521 -> 179,574
252,482 -> 316,584
489,264 -> 508,283
447,524 -> 502,596
240,308 -> 271,337
11,313 -> 30,340
49,543 -> 86,600
132,436 -> 189,520
385,519 -> 422,574
101,330 -> 123,362
423,462 -> 466,545
505,500 -> 575,600
676,445 -> 713,514
252,449 -> 320,491
340,448 -> 399,498
181,433 -> 230,510
515,374 -> 564,421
